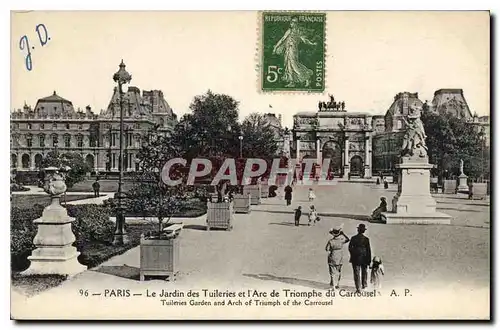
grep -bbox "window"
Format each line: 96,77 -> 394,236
134,123 -> 140,129
111,133 -> 117,147
135,135 -> 141,147
64,135 -> 71,148
39,134 -> 45,147
53,123 -> 57,129
90,136 -> 96,148
78,123 -> 83,130
397,120 -> 402,130
77,135 -> 83,148
27,123 -> 32,129
52,134 -> 58,147
127,133 -> 133,147
66,123 -> 70,130
112,153 -> 116,169
40,123 -> 44,129
26,135 -> 32,148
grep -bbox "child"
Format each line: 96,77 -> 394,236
308,188 -> 316,201
370,256 -> 385,294
294,206 -> 302,227
308,205 -> 318,226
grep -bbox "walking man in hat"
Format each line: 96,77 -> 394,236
325,224 -> 350,289
348,224 -> 372,293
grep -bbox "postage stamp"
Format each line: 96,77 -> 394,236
261,11 -> 326,92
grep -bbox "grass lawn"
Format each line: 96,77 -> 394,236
11,194 -> 104,209
11,223 -> 150,297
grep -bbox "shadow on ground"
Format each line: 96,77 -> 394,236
269,222 -> 312,227
253,209 -> 372,222
436,207 -> 482,213
93,264 -> 140,281
243,273 -> 331,290
183,224 -> 231,231
436,201 -> 490,207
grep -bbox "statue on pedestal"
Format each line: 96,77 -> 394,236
400,104 -> 428,158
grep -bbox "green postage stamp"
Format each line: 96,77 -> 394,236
260,12 -> 326,92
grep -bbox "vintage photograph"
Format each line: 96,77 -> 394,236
10,11 -> 490,320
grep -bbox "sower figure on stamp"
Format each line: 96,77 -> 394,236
272,17 -> 316,88
349,224 -> 372,293
325,224 -> 350,289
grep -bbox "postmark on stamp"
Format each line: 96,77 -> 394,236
260,11 -> 326,93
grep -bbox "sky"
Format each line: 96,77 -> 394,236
10,11 -> 490,128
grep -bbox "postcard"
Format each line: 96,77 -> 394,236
10,10 -> 490,320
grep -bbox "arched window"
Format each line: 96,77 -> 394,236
397,120 -> 402,130
26,134 -> 32,148
39,134 -> 45,147
52,134 -> 58,147
77,134 -> 83,148
64,134 -> 71,148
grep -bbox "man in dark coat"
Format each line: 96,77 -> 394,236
92,178 -> 100,198
284,185 -> 293,206
348,224 -> 372,293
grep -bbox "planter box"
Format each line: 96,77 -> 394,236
443,180 -> 457,194
206,201 -> 234,231
472,183 -> 487,200
233,194 -> 251,214
243,185 -> 261,205
260,184 -> 269,198
140,235 -> 180,281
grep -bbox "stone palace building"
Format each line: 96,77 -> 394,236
292,89 -> 490,178
11,78 -> 489,180
10,64 -> 177,172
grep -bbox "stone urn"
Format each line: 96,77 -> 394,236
22,167 -> 87,276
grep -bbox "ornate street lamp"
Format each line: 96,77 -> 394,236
112,60 -> 132,245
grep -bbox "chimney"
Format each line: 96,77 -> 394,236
278,114 -> 282,125
152,90 -> 160,113
402,92 -> 409,115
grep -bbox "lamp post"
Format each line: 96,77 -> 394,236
112,60 -> 132,246
238,135 -> 243,158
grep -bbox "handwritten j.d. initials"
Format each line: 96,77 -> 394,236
19,35 -> 32,71
19,23 -> 51,71
36,24 -> 49,46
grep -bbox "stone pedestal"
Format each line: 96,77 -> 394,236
457,173 -> 469,193
382,157 -> 452,225
22,196 -> 87,276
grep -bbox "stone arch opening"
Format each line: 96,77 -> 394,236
34,154 -> 43,169
350,155 -> 364,176
85,154 -> 95,170
11,154 -> 17,168
322,140 -> 343,177
21,154 -> 30,169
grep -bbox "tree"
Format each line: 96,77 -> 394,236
40,151 -> 91,188
421,111 -> 487,180
126,129 -> 192,237
172,90 -> 241,160
241,113 -> 280,159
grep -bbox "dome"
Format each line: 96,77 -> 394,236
34,91 -> 76,117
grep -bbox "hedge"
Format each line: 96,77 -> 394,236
11,204 -> 115,272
